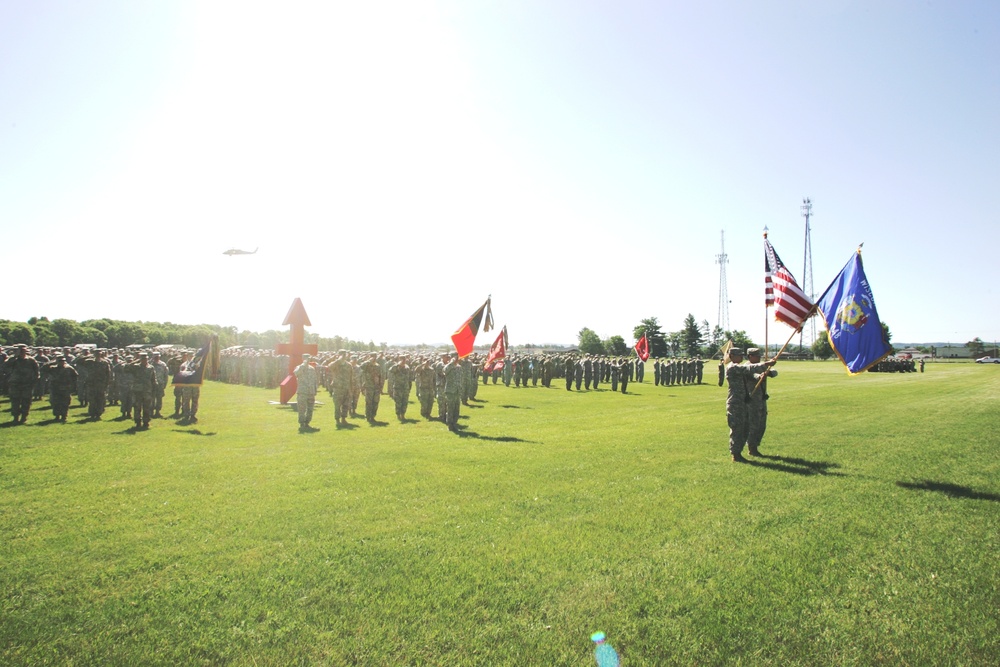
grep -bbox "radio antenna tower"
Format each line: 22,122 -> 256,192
799,198 -> 815,350
716,230 -> 730,332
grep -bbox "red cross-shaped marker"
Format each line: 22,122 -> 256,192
275,298 -> 319,404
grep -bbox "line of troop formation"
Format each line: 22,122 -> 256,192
282,349 -> 711,433
1,344 -> 202,429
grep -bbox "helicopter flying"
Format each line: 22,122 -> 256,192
223,247 -> 258,256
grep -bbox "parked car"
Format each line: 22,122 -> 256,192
975,356 -> 1000,364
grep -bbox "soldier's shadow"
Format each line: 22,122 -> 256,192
749,454 -> 845,477
453,427 -> 534,443
896,479 -> 1000,502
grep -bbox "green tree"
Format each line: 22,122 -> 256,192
578,327 -> 604,355
32,323 -> 59,346
632,317 -> 668,358
604,335 -> 628,356
812,330 -> 834,360
81,318 -> 113,332
50,318 -> 83,346
105,322 -> 146,348
7,323 -> 36,345
665,331 -> 682,356
967,337 -> 986,359
183,327 -> 217,348
881,321 -> 895,354
681,314 -> 703,357
704,325 -> 725,358
724,329 -> 755,352
79,327 -> 108,347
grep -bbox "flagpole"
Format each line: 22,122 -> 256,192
764,227 -> 769,357
751,303 -> 818,396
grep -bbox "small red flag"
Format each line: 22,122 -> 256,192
634,334 -> 650,361
484,326 -> 508,371
451,297 -> 493,358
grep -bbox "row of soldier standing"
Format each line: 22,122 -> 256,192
2,345 -> 202,428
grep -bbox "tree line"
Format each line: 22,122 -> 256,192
578,315 -> 757,359
0,317 -> 375,352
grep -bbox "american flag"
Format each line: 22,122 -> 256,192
765,238 -> 813,329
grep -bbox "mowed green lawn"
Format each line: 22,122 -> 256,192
1,361 -> 997,666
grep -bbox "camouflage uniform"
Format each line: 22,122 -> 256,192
178,355 -> 201,423
150,354 -> 170,418
325,354 -> 354,426
5,346 -> 39,423
359,355 -> 383,423
414,360 -> 437,420
46,357 -> 78,421
116,357 -> 133,418
443,357 -> 464,430
387,359 -> 413,421
294,356 -> 319,430
564,356 -> 576,391
87,352 -> 113,419
746,349 -> 777,456
725,349 -> 775,461
130,355 -> 158,429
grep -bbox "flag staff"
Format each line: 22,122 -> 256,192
751,303 -> 818,397
763,226 -> 770,356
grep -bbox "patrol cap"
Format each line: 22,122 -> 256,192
730,347 -> 744,356
746,348 -> 761,356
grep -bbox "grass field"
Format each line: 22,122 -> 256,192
1,361 -> 998,665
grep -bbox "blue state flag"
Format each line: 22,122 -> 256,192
815,251 -> 891,375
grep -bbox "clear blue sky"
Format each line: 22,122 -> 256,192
2,1 -> 998,347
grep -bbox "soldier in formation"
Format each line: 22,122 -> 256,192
45,355 -> 78,421
387,355 -> 413,421
5,344 -> 40,424
294,353 -> 319,432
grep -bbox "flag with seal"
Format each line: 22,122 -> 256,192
815,249 -> 891,374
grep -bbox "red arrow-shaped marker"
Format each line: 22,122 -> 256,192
275,298 -> 319,404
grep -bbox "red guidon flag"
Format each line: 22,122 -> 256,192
765,238 -> 813,329
451,297 -> 494,358
634,333 -> 650,361
484,326 -> 508,372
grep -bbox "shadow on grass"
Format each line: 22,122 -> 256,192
453,427 -> 534,443
749,454 -> 846,477
499,405 -> 533,410
896,479 -> 1000,502
172,428 -> 217,436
